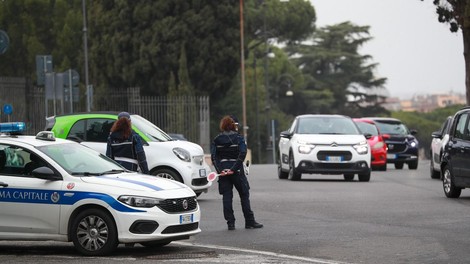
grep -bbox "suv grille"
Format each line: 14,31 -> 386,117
387,143 -> 407,153
156,197 -> 197,213
317,151 -> 352,161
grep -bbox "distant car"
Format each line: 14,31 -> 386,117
430,116 -> 452,179
278,114 -> 371,181
45,112 -> 212,196
353,118 -> 389,171
366,117 -> 419,170
0,122 -> 200,255
441,107 -> 470,198
168,133 -> 188,141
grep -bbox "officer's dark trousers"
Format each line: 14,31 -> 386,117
218,172 -> 255,225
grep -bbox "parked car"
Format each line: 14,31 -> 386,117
278,114 -> 371,181
353,118 -> 389,171
430,116 -> 452,179
441,107 -> 470,198
45,112 -> 212,196
366,117 -> 419,170
0,122 -> 200,255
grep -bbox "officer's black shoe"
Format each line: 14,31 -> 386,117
228,223 -> 235,230
245,221 -> 263,229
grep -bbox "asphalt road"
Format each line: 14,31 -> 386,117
1,160 -> 470,264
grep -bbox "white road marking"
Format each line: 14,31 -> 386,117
174,241 -> 353,264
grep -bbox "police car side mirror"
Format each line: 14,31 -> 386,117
31,167 -> 61,181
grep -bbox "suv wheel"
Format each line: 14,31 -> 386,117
288,153 -> 301,181
71,208 -> 118,256
343,174 -> 354,181
358,172 -> 371,182
408,160 -> 418,170
430,158 -> 440,179
278,162 -> 288,179
151,168 -> 183,183
443,166 -> 461,198
394,162 -> 404,169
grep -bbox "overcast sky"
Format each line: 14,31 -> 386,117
309,0 -> 465,100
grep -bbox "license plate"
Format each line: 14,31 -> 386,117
387,154 -> 396,159
326,156 -> 342,162
180,214 -> 194,224
199,169 -> 206,177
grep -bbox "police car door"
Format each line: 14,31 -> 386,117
0,144 -> 62,237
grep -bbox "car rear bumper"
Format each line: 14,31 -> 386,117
295,160 -> 370,175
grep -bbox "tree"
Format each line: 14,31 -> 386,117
425,0 -> 470,105
285,22 -> 388,116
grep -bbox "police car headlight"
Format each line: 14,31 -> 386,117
353,141 -> 369,155
118,195 -> 162,208
173,147 -> 191,162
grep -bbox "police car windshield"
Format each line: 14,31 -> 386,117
130,115 -> 173,142
38,143 -> 127,176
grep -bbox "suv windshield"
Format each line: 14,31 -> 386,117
374,121 -> 409,135
131,115 -> 173,142
297,116 -> 360,135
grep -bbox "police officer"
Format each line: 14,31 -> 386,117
106,112 -> 149,174
210,115 -> 263,230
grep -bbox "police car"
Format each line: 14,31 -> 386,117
0,122 -> 200,256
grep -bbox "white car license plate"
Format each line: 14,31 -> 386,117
180,214 -> 194,224
387,154 -> 396,159
326,156 -> 342,162
199,169 -> 206,177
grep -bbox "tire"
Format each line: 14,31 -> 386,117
442,166 -> 461,198
358,172 -> 371,182
278,162 -> 289,179
408,160 -> 418,170
343,174 -> 354,181
288,153 -> 301,181
71,208 -> 118,256
140,241 -> 171,248
151,168 -> 183,183
394,162 -> 404,169
430,158 -> 440,179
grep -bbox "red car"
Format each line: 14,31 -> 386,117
353,118 -> 389,171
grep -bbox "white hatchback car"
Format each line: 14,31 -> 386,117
0,123 -> 201,256
45,113 -> 212,196
430,116 -> 452,179
278,114 -> 371,181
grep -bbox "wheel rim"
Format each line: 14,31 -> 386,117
155,172 -> 175,180
76,215 -> 109,252
443,169 -> 452,194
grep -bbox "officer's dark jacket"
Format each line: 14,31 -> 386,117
106,131 -> 149,174
210,131 -> 247,174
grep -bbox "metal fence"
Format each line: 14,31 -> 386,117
0,78 -> 211,153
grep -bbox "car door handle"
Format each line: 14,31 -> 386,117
0,181 -> 8,187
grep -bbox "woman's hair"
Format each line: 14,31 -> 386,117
219,115 -> 237,132
110,117 -> 132,139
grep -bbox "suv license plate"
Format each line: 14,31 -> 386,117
326,156 -> 342,162
180,214 -> 194,224
387,154 -> 396,159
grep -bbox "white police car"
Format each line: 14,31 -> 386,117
0,122 -> 200,256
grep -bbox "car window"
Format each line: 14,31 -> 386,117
130,115 -> 172,142
0,144 -> 50,177
355,122 -> 378,136
288,118 -> 298,134
69,118 -> 114,142
297,117 -> 359,135
454,113 -> 470,140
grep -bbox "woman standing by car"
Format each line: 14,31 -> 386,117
106,112 -> 149,174
210,115 -> 263,230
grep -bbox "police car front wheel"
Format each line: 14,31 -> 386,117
71,208 -> 118,256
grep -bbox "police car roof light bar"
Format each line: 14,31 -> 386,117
0,122 -> 26,133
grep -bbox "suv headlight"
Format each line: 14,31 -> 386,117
173,147 -> 191,162
118,195 -> 162,208
409,141 -> 417,148
297,140 -> 315,154
353,141 -> 369,155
